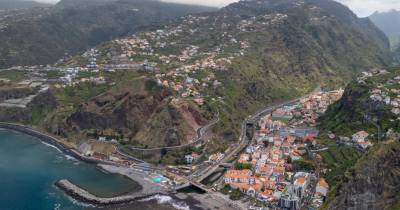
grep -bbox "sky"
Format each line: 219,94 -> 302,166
36,0 -> 400,17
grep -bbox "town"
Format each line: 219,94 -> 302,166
221,89 -> 342,210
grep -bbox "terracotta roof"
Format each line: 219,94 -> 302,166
230,183 -> 263,191
224,174 -> 253,180
258,189 -> 273,197
273,166 -> 285,174
226,169 -> 251,175
294,177 -> 306,186
317,178 -> 329,188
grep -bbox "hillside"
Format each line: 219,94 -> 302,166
326,138 -> 400,210
0,0 -> 216,68
319,67 -> 400,136
318,67 -> 400,210
0,0 -> 393,163
370,10 -> 400,49
394,45 -> 400,64
45,0 -> 392,153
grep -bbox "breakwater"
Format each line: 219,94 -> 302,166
55,179 -> 164,206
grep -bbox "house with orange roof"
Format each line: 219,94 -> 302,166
316,178 -> 329,197
352,130 -> 369,143
257,189 -> 274,202
226,169 -> 252,176
256,165 -> 273,176
224,169 -> 255,185
259,178 -> 277,190
238,154 -> 250,163
230,183 -> 263,197
286,135 -> 296,143
270,149 -> 282,160
293,172 -> 310,198
224,174 -> 256,185
272,166 -> 285,177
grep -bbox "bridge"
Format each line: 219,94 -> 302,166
174,179 -> 212,193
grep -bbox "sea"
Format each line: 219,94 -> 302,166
0,129 -> 194,210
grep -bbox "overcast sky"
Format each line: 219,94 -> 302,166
37,0 -> 400,17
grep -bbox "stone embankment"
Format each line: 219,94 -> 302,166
55,179 -> 164,205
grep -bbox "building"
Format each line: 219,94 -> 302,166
316,178 -> 329,197
352,131 -> 369,142
293,172 -> 311,198
230,183 -> 263,197
279,185 -> 300,210
185,152 -> 199,164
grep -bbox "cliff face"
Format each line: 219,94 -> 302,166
0,87 -> 35,102
0,91 -> 58,124
319,68 -> 400,210
53,79 -> 210,147
327,139 -> 400,210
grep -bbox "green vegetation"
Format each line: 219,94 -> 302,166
229,189 -> 244,200
221,184 -> 231,195
319,146 -> 362,186
323,139 -> 400,209
0,70 -> 27,82
293,159 -> 316,171
0,0 -> 216,68
53,82 -> 109,106
234,163 -> 252,170
320,67 -> 400,136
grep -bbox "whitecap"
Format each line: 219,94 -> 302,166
64,154 -> 77,161
40,141 -> 62,152
53,203 -> 61,210
67,196 -> 97,208
139,194 -> 191,210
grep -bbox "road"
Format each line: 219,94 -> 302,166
193,91 -> 318,183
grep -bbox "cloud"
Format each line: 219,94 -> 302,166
36,0 -> 400,16
335,0 -> 400,17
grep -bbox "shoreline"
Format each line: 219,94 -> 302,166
0,123 -> 245,209
0,123 -> 170,206
0,122 -> 116,165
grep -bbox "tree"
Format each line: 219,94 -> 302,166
229,189 -> 243,200
221,184 -> 231,194
293,159 -> 315,171
234,162 -> 252,170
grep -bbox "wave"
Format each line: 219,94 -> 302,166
139,194 -> 191,210
53,203 -> 61,210
67,195 -> 97,208
64,154 -> 77,161
41,141 -> 62,152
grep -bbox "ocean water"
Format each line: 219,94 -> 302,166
0,129 -> 189,210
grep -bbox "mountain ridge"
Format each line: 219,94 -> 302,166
0,0 -> 217,68
369,9 -> 400,49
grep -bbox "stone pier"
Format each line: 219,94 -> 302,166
55,179 -> 164,205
